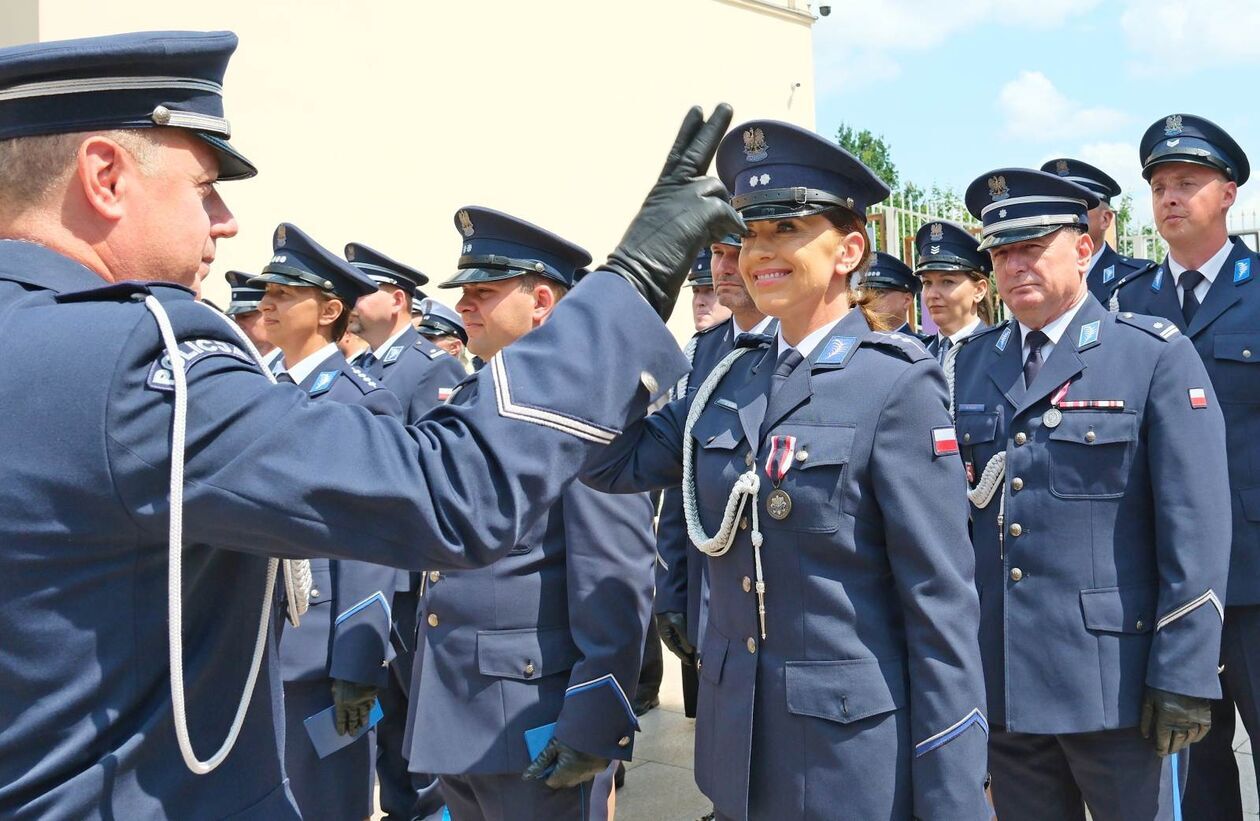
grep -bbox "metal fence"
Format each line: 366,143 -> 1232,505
1120,207 -> 1260,259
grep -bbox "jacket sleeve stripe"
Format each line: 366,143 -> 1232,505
491,354 -> 619,444
1156,589 -> 1224,632
914,708 -> 989,758
334,590 -> 391,626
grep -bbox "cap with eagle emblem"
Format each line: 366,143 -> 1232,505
964,168 -> 1098,251
1139,113 -> 1249,184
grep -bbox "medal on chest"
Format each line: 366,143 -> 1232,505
764,435 -> 797,520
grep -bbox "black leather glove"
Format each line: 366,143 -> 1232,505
521,737 -> 611,789
602,103 -> 746,320
1139,686 -> 1211,756
331,679 -> 379,736
656,611 -> 696,664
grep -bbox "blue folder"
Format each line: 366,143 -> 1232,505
303,700 -> 384,759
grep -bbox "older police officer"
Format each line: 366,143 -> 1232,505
0,30 -> 742,819
952,168 -> 1230,820
1109,114 -> 1259,820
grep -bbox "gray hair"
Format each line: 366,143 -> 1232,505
0,129 -> 161,213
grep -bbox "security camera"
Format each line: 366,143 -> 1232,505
819,5 -> 831,15
793,82 -> 802,88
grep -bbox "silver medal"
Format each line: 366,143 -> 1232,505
767,488 -> 792,520
1042,408 -> 1063,429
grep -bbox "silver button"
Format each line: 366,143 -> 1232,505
1245,349 -> 1253,359
1009,523 -> 1023,537
1010,567 -> 1024,582
310,588 -> 321,599
746,637 -> 757,654
1135,620 -> 1145,631
427,613 -> 439,627
618,736 -> 631,748
640,371 -> 659,394
524,661 -> 536,678
151,105 -> 172,125
796,450 -> 808,461
428,570 -> 440,583
1154,322 -> 1165,329
1011,477 -> 1024,491
1014,432 -> 1027,445
963,433 -> 971,443
742,576 -> 752,592
1085,431 -> 1097,443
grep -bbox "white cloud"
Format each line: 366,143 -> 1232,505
1120,0 -> 1260,76
998,71 -> 1128,141
814,0 -> 1100,93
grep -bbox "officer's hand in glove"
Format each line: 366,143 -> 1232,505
1140,686 -> 1211,756
331,679 -> 379,736
602,103 -> 746,320
522,737 -> 611,789
656,611 -> 696,664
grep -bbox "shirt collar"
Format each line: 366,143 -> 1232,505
1088,243 -> 1107,272
373,325 -> 412,359
943,316 -> 983,345
732,314 -> 773,337
777,319 -> 838,360
1168,239 -> 1233,287
284,342 -> 340,386
1019,293 -> 1087,349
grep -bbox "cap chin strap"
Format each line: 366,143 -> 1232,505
143,295 -> 308,774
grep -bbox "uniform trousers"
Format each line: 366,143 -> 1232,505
1182,604 -> 1260,820
438,762 -> 616,821
989,726 -> 1185,821
283,679 -> 376,821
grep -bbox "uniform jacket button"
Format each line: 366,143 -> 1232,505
428,570 -> 440,583
1010,567 -> 1024,582
795,450 -> 808,461
427,613 -> 439,627
524,660 -> 536,678
742,576 -> 752,592
310,588 -> 321,599
1085,431 -> 1097,443
739,517 -> 749,531
1009,523 -> 1023,537
1244,349 -> 1253,359
1011,477 -> 1024,491
1135,620 -> 1145,631
1014,432 -> 1027,445
746,637 -> 757,654
618,736 -> 631,748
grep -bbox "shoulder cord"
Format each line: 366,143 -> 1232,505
944,339 -> 1006,512
143,296 -> 290,775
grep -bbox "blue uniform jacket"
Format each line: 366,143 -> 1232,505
587,309 -> 989,821
1088,242 -> 1152,304
924,321 -> 989,359
371,325 -> 468,426
276,351 -> 403,688
0,239 -> 687,821
1113,237 -> 1260,605
952,295 -> 1230,734
403,472 -> 656,773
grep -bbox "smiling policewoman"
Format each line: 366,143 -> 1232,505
586,121 -> 990,820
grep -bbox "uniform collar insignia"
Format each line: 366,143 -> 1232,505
1152,266 -> 1165,292
384,345 -> 404,364
1234,258 -> 1252,284
310,370 -> 338,395
816,335 -> 857,365
1078,320 -> 1101,349
995,325 -> 1012,352
1103,265 -> 1116,283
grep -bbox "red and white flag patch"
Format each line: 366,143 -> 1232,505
438,387 -> 454,402
932,426 -> 959,456
1189,388 -> 1208,409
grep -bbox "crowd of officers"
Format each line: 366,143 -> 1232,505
0,26 -> 1258,821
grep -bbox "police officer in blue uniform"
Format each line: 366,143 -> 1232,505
0,29 -> 743,819
1040,157 -> 1154,303
397,207 -> 655,821
415,298 -> 469,364
953,167 -> 1230,820
224,269 -> 281,367
913,220 -> 992,360
342,241 -> 465,821
657,238 -> 775,722
861,251 -> 924,338
588,120 -> 990,820
250,223 -> 402,820
1108,114 -> 1258,820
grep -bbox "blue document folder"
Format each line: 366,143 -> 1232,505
303,700 -> 383,759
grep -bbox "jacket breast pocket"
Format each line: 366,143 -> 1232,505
785,657 -> 906,724
1212,334 -> 1260,404
773,423 -> 855,533
476,626 -> 580,681
690,404 -> 750,492
956,411 -> 1001,471
1080,584 -> 1157,634
1048,411 -> 1138,499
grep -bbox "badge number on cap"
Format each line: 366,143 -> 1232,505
932,426 -> 959,456
1189,388 -> 1209,409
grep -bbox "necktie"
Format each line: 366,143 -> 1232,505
770,347 -> 804,397
736,332 -> 774,350
1180,270 -> 1204,325
357,350 -> 378,369
937,336 -> 953,364
1023,330 -> 1048,389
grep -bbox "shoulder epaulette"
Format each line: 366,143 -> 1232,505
345,365 -> 385,392
56,280 -> 193,304
1109,260 -> 1159,294
864,330 -> 932,363
1114,310 -> 1181,341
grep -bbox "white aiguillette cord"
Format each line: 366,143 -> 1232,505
144,296 -> 291,774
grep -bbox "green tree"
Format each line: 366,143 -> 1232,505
835,123 -> 899,190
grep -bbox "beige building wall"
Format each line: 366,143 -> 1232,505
12,0 -> 816,340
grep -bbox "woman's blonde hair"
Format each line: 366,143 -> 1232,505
823,209 -> 897,332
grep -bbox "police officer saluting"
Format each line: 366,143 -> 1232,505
861,251 -> 923,337
589,120 -> 990,820
0,28 -> 742,818
1109,113 -> 1260,819
1040,157 -> 1153,303
251,223 -> 401,821
913,220 -> 992,360
953,167 -> 1231,820
400,207 -> 655,821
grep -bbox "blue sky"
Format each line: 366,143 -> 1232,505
811,0 -> 1260,226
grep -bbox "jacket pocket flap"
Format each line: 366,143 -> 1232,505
691,408 -> 746,451
1080,584 -> 1156,633
955,412 -> 999,447
1214,334 -> 1260,363
785,657 -> 905,724
306,566 -> 333,605
698,631 -> 729,685
775,423 -> 856,469
476,626 -> 580,680
1048,411 -> 1138,445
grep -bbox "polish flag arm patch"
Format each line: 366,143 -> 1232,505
1188,388 -> 1208,409
932,426 -> 960,456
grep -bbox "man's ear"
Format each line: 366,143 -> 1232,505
320,297 -> 345,327
76,136 -> 133,222
533,282 -> 559,324
1222,180 -> 1238,211
1076,230 -> 1095,274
